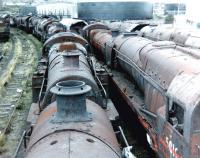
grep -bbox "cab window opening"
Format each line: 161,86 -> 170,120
169,102 -> 184,135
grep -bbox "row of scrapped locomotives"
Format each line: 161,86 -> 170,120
11,14 -> 88,42
13,15 -> 135,158
83,23 -> 200,158
140,25 -> 200,50
108,21 -> 200,50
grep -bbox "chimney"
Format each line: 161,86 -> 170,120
111,29 -> 120,37
50,80 -> 92,122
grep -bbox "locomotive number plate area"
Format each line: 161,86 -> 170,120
166,136 -> 178,157
160,136 -> 181,158
158,122 -> 186,158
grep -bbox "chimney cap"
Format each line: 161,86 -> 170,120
50,80 -> 91,96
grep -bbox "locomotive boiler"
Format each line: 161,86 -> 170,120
140,25 -> 200,49
108,21 -> 200,50
84,23 -> 200,158
26,80 -> 121,158
32,31 -> 103,110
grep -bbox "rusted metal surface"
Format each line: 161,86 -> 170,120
60,18 -> 88,34
18,16 -> 32,32
176,46 -> 200,59
34,18 -> 60,41
170,28 -> 192,46
45,22 -> 65,39
113,34 -> 200,134
140,25 -> 200,50
110,65 -> 200,158
28,16 -> 40,33
109,70 -> 158,152
109,21 -> 149,33
140,25 -> 174,41
89,29 -> 115,65
184,31 -> 200,49
82,23 -> 109,42
90,29 -> 112,45
32,58 -> 47,103
42,32 -> 88,56
31,17 -> 44,36
90,29 -> 113,59
185,37 -> 200,49
26,99 -> 121,158
26,80 -> 121,157
26,131 -> 120,158
41,41 -> 102,108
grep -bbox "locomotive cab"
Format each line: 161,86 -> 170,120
191,104 -> 200,158
156,73 -> 200,158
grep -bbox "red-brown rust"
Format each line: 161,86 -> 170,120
26,99 -> 121,158
82,23 -> 109,42
42,32 -> 88,56
58,42 -> 77,52
89,29 -> 112,59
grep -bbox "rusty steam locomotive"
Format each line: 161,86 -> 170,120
108,21 -> 200,50
139,25 -> 200,49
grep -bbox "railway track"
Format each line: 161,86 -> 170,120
0,40 -> 13,64
0,36 -> 15,90
0,30 -> 40,156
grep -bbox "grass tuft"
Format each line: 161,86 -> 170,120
0,133 -> 7,154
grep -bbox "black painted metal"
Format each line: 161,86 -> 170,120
78,2 -> 153,20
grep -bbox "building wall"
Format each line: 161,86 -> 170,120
36,2 -> 77,18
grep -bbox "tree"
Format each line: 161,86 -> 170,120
165,15 -> 174,24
